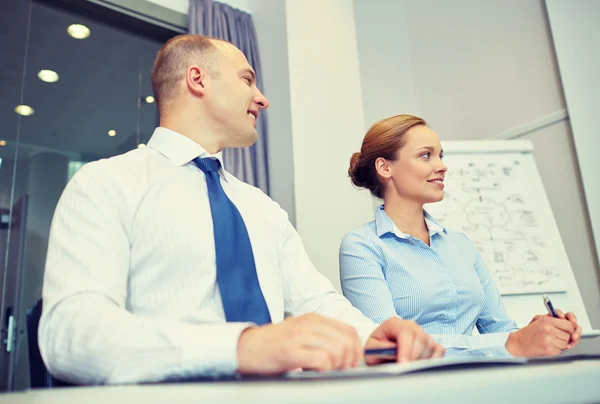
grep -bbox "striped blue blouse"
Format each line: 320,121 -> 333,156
339,205 -> 519,359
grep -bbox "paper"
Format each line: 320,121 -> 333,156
582,330 -> 600,338
284,356 -> 527,380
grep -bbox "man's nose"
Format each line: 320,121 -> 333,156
255,89 -> 269,109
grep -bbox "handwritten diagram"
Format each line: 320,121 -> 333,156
425,155 -> 566,295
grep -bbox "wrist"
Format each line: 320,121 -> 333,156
505,331 -> 523,357
236,325 -> 256,373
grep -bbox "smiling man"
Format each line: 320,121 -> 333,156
39,35 -> 443,385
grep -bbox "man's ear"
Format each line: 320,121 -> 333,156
186,65 -> 207,97
375,157 -> 393,179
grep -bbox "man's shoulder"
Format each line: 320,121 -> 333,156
73,148 -> 155,183
226,172 -> 272,201
224,173 -> 290,223
66,148 -> 162,203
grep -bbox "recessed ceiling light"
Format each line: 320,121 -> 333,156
67,24 -> 91,39
38,70 -> 59,83
15,105 -> 34,116
0,140 -> 6,146
137,143 -> 145,148
108,130 -> 116,137
145,96 -> 155,104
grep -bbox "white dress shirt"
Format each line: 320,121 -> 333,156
39,127 -> 377,385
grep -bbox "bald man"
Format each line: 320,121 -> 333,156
39,35 -> 444,385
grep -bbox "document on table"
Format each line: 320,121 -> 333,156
582,330 -> 600,338
284,357 -> 528,380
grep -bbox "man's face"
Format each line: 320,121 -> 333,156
202,44 -> 269,148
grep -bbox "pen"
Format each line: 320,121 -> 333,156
364,347 -> 397,357
543,294 -> 559,318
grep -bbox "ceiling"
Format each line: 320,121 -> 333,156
0,0 -> 167,162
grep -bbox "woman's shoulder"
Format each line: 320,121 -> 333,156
340,220 -> 379,248
339,221 -> 387,266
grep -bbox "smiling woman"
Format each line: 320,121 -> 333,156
340,113 -> 583,362
0,0 -> 179,392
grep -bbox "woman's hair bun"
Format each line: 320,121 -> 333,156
348,152 -> 363,187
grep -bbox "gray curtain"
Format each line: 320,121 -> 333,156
188,0 -> 270,195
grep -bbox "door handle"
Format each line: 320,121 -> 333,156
6,314 -> 15,353
2,307 -> 15,353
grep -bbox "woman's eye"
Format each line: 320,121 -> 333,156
421,152 -> 431,159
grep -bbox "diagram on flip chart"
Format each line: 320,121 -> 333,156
425,153 -> 567,295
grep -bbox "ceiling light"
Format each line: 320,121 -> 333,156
0,140 -> 6,146
108,130 -> 116,137
145,96 -> 155,104
38,70 -> 59,83
137,143 -> 145,148
15,105 -> 34,116
67,24 -> 91,39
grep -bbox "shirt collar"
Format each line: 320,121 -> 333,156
375,204 -> 447,239
424,210 -> 447,237
147,127 -> 227,179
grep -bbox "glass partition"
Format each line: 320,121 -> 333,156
0,0 -> 177,390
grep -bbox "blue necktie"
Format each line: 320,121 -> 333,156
193,157 -> 271,325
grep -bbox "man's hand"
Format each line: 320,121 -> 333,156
364,317 -> 444,364
506,313 -> 576,357
236,313 -> 363,375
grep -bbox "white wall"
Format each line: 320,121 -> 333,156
546,0 -> 600,271
283,0 -> 374,290
144,0 -> 251,13
353,1 -> 420,125
355,0 -> 566,135
353,0 -> 600,327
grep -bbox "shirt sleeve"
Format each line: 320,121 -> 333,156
273,207 -> 377,345
339,231 -> 399,324
430,333 -> 513,358
39,163 -> 252,385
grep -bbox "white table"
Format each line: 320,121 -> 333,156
1,359 -> 599,404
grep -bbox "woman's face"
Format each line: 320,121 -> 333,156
384,125 -> 448,204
